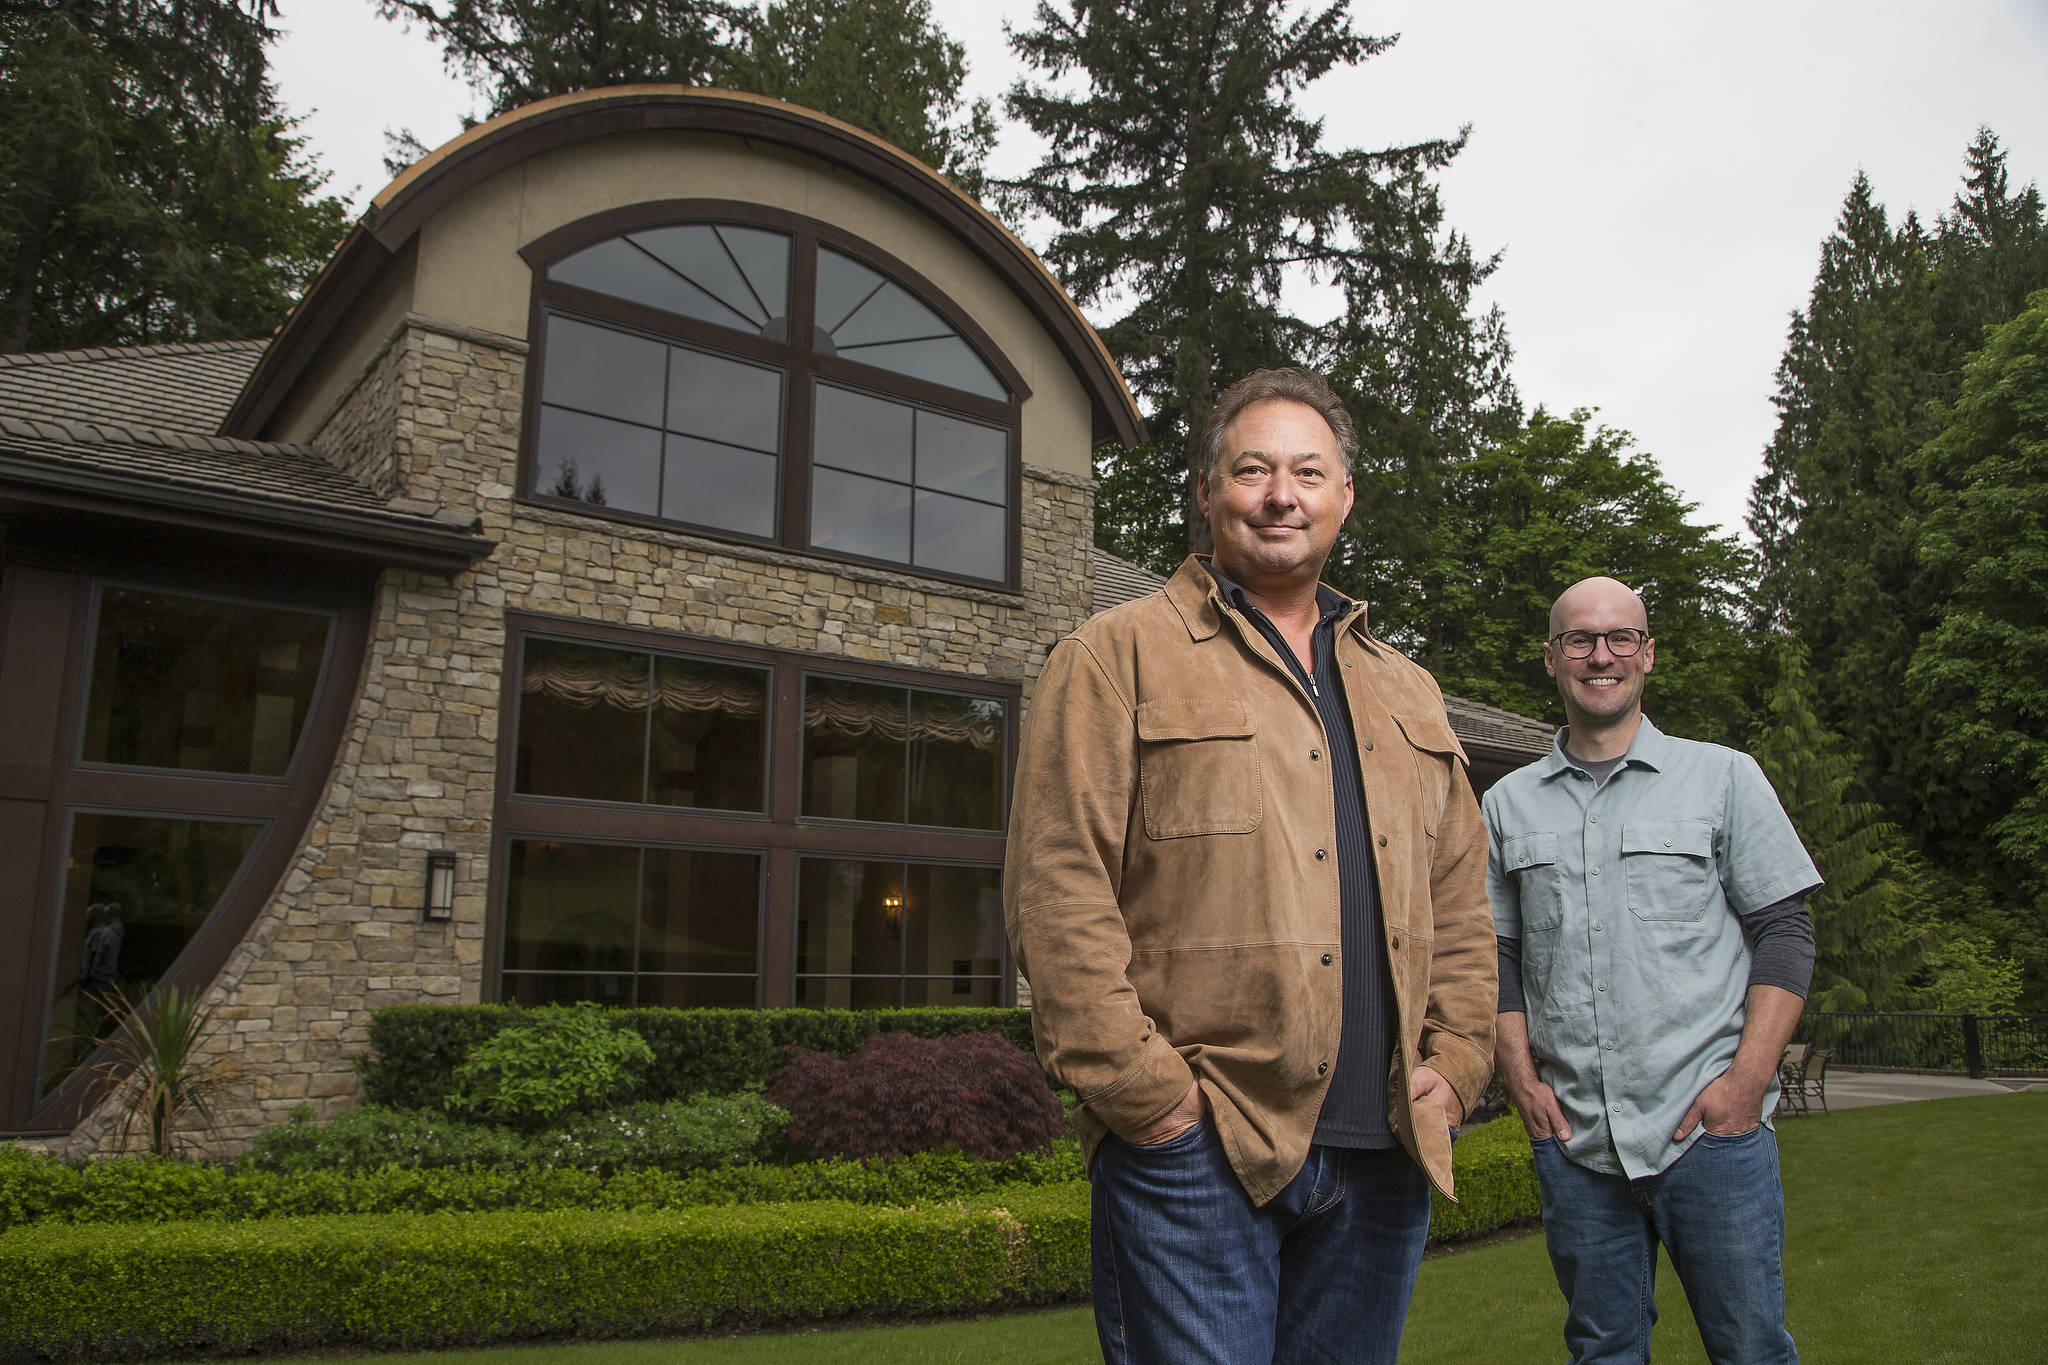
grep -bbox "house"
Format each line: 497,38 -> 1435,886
0,88 -> 1547,1152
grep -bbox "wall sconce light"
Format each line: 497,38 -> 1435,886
882,892 -> 903,930
424,851 -> 457,922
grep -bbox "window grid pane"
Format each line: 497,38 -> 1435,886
795,857 -> 1002,1009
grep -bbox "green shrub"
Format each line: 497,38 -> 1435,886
544,1094 -> 787,1173
360,1005 -> 1036,1111
238,1104 -> 534,1174
1428,1113 -> 1542,1243
446,1003 -> 655,1126
0,1197 -> 1090,1360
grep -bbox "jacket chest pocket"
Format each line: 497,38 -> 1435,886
1501,831 -> 1565,932
1135,698 -> 1264,838
1622,820 -> 1716,921
1389,710 -> 1463,837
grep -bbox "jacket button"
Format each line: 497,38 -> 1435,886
1318,1061 -> 1330,1075
1363,738 -> 1375,751
1376,834 -> 1388,848
1310,749 -> 1321,761
1321,953 -> 1333,966
1315,848 -> 1328,861
1390,933 -> 1401,950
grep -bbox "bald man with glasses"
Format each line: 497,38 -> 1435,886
1483,577 -> 1821,1365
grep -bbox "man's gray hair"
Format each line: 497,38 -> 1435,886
1197,367 -> 1360,478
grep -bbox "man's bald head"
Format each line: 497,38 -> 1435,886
1549,577 -> 1648,639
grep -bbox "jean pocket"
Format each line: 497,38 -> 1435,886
1698,1122 -> 1763,1143
1126,1118 -> 1208,1154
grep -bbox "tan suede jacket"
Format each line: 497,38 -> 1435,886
1005,557 -> 1497,1205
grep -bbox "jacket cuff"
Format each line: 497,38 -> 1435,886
1421,1034 -> 1495,1118
1086,1036 -> 1196,1139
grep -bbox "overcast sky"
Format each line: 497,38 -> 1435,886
271,1 -> 2048,539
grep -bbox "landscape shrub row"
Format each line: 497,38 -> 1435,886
239,1094 -> 787,1175
0,1141 -> 1086,1231
2,1116 -> 1539,1241
361,1005 -> 1034,1110
0,1191 -> 1090,1362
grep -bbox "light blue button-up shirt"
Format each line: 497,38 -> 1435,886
1483,717 -> 1820,1178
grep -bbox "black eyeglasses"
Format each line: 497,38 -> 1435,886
1550,629 -> 1647,659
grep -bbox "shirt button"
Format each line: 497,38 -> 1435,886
1597,980 -> 1608,992
1318,1061 -> 1330,1075
1593,921 -> 1604,932
1315,848 -> 1328,861
1310,749 -> 1321,761
1591,866 -> 1602,876
1589,814 -> 1599,824
1603,1039 -> 1616,1050
1376,834 -> 1388,848
1321,954 -> 1333,966
1664,839 -> 1673,848
1611,1102 -> 1623,1114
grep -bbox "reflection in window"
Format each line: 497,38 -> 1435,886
802,676 -> 1004,829
81,588 -> 331,777
516,637 -> 767,812
794,859 -> 1002,1007
548,224 -> 791,340
502,839 -> 760,1007
809,383 -> 1006,580
40,814 -> 264,1095
814,248 -> 1006,399
534,316 -> 783,538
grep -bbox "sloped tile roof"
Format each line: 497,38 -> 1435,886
1089,548 -> 1551,763
0,341 -> 490,567
0,338 -> 268,435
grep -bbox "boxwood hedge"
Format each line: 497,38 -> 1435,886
360,1005 -> 1036,1111
0,1191 -> 1089,1361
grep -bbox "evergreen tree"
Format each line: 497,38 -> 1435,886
374,0 -> 746,116
1750,641 -> 1931,1011
1745,172 -> 1945,811
727,0 -> 996,191
1395,409 -> 1753,748
1933,128 -> 2048,362
1907,290 -> 2048,1005
0,0 -> 346,352
997,0 -> 1490,565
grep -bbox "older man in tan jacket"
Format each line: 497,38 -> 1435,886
1005,367 -> 1495,1365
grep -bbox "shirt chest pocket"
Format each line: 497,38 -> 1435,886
1135,698 -> 1264,839
1502,831 -> 1566,932
1621,819 -> 1716,921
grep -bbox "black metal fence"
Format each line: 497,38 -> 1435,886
1798,1012 -> 2048,1077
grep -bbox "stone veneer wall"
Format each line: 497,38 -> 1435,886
67,318 -> 1096,1157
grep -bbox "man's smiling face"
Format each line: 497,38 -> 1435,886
1545,577 -> 1655,733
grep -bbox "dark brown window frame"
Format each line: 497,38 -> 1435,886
515,201 -> 1031,592
0,549 -> 372,1137
488,612 -> 1016,1009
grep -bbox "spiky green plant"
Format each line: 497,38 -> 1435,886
86,983 -> 239,1158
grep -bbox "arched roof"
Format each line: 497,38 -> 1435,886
225,87 -> 1143,447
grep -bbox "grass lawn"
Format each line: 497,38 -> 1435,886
219,1092 -> 2044,1365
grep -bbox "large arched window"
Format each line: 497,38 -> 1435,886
519,205 -> 1028,588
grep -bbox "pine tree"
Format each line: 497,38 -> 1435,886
1933,128 -> 2048,362
374,1 -> 747,117
997,0 -> 1490,565
727,0 -> 997,191
1744,172 -> 1945,812
0,0 -> 347,352
1907,290 -> 2048,1006
1750,641 -> 1931,1011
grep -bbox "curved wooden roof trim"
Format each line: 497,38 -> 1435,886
227,87 -> 1142,448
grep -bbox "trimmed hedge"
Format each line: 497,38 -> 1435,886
0,1141 -> 1087,1231
0,1191 -> 1090,1361
1432,1114 -> 1544,1242
361,1005 -> 1036,1111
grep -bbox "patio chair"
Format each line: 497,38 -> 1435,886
1779,1047 -> 1832,1117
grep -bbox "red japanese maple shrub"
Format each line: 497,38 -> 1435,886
767,1030 -> 1066,1161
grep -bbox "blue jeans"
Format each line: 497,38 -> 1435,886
1531,1128 -> 1798,1365
1089,1117 -> 1431,1364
